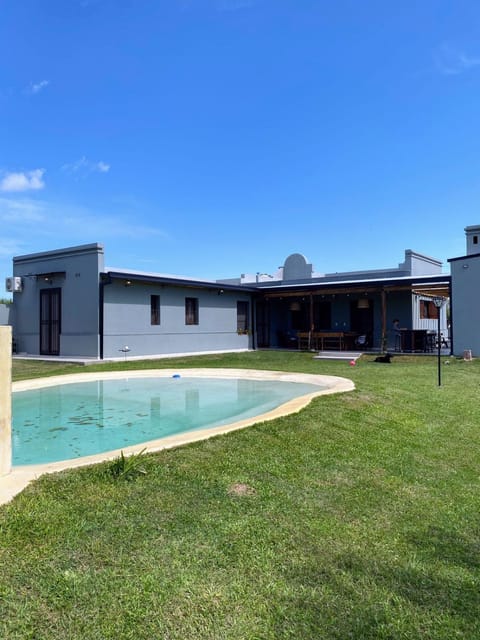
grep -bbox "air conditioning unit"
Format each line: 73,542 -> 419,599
5,276 -> 22,293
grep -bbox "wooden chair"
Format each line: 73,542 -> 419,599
322,332 -> 344,350
297,332 -> 311,350
312,331 -> 345,350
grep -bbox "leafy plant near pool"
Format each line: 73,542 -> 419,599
109,448 -> 147,480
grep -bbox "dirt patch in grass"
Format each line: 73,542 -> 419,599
228,483 -> 256,497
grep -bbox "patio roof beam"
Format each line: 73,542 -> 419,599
262,283 -> 450,299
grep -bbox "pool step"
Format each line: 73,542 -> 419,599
313,351 -> 362,361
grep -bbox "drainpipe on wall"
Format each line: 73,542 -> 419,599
99,274 -> 112,360
381,288 -> 387,352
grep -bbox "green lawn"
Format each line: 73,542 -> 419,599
2,351 -> 480,639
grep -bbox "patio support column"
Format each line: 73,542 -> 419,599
309,293 -> 314,349
381,288 -> 387,352
447,278 -> 453,355
0,326 -> 12,477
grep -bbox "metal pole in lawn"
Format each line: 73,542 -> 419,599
432,297 -> 445,387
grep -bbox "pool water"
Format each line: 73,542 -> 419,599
12,377 -> 321,465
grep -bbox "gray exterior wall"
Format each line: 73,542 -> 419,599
12,243 -> 104,357
399,250 -> 443,276
450,254 -> 480,356
102,280 -> 252,358
0,304 -> 12,326
10,242 -> 254,359
321,252 -> 442,284
465,225 -> 480,256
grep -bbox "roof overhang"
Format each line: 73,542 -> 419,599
31,271 -> 67,281
100,271 -> 450,298
257,274 -> 451,299
102,271 -> 257,293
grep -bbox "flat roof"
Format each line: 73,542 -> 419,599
103,270 -> 258,293
103,269 -> 450,296
13,243 -> 103,263
254,273 -> 451,291
448,252 -> 480,263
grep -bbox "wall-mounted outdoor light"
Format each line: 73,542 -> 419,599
119,345 -> 131,361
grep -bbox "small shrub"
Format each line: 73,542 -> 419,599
109,448 -> 147,481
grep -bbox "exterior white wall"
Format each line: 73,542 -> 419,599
412,296 -> 448,335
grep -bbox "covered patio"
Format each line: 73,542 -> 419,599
254,274 -> 451,353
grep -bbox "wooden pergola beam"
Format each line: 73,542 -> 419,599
261,282 -> 450,299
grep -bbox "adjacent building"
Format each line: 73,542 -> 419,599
448,225 -> 480,357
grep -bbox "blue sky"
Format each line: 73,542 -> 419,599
1,0 -> 480,289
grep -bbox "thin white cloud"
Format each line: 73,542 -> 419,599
0,196 -> 166,241
0,200 -> 46,264
0,197 -> 170,285
59,213 -> 167,241
61,156 -> 88,173
0,169 -> 45,192
62,156 -> 111,177
28,80 -> 50,94
434,44 -> 480,75
0,197 -> 45,223
0,238 -> 26,258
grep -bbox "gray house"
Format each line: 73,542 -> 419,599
8,241 -> 451,359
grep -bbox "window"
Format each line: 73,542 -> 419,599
474,235 -> 478,245
420,300 -> 438,319
150,295 -> 160,325
185,297 -> 199,325
237,301 -> 249,333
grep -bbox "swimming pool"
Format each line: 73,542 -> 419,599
0,369 -> 354,504
13,375 -> 323,465
11,368 -> 354,472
